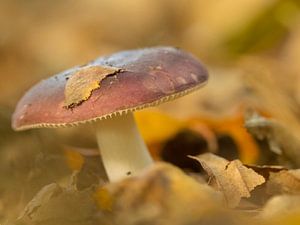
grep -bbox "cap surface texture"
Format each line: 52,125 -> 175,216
12,47 -> 208,130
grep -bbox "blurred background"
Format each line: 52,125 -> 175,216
1,0 -> 300,222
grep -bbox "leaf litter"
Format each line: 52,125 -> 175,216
190,153 -> 265,208
7,105 -> 300,225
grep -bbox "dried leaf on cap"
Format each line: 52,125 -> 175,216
64,66 -> 122,108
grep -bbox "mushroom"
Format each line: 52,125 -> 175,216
12,47 -> 209,181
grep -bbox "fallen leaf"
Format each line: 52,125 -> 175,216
245,111 -> 300,167
17,183 -> 99,225
135,110 -> 185,144
245,164 -> 286,179
241,165 -> 287,206
94,162 -> 224,225
238,165 -> 300,206
15,163 -> 229,225
94,187 -> 113,212
190,153 -> 265,208
267,169 -> 300,195
188,111 -> 260,164
64,148 -> 85,171
135,110 -> 218,161
64,66 -> 121,108
18,183 -> 62,220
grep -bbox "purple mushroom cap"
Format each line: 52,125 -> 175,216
12,46 -> 208,130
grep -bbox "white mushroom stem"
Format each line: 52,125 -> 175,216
95,112 -> 153,181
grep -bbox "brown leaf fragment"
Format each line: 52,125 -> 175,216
64,65 -> 122,108
245,165 -> 287,179
190,153 -> 265,208
267,169 -> 300,195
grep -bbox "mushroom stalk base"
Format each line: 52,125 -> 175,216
95,112 -> 153,181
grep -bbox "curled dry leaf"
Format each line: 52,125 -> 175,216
241,165 -> 300,206
190,153 -> 265,208
267,169 -> 300,195
245,111 -> 300,167
64,66 -> 122,108
94,162 -> 224,225
245,164 -> 286,179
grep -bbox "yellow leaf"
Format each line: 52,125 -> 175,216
64,66 -> 121,108
135,110 -> 185,144
94,187 -> 113,211
64,148 -> 84,171
188,112 -> 260,164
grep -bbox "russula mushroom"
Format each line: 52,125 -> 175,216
12,46 -> 208,181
